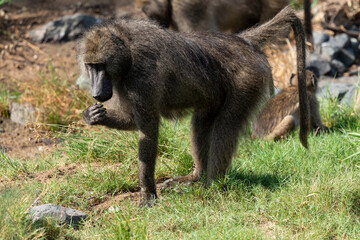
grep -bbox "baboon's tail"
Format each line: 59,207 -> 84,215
241,6 -> 310,148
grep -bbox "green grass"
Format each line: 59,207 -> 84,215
0,82 -> 20,117
1,91 -> 360,239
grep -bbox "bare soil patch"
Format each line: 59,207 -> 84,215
0,0 -> 136,159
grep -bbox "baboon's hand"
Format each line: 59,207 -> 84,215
83,103 -> 107,125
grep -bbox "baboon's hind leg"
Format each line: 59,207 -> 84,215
206,108 -> 243,186
265,115 -> 296,141
159,110 -> 215,188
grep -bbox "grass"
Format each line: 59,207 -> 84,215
0,82 -> 20,117
1,56 -> 359,239
1,93 -> 360,239
0,63 -> 92,128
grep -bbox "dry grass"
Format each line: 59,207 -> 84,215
16,63 -> 92,127
266,40 -> 298,90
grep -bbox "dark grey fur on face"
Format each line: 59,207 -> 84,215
78,6 -> 309,206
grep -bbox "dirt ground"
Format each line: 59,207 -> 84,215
0,0 -> 136,159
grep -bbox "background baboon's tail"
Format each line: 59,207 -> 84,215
241,6 -> 310,148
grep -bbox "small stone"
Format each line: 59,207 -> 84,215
10,102 -> 37,125
317,78 -> 356,102
335,48 -> 356,67
340,85 -> 357,107
28,204 -> 87,227
350,38 -> 359,51
307,53 -> 331,76
313,31 -> 330,50
0,127 -> 4,133
328,33 -> 351,49
320,42 -> 340,61
330,59 -> 346,75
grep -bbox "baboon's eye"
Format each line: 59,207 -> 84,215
85,63 -> 105,71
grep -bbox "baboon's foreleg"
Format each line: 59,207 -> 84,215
137,115 -> 160,206
83,103 -> 137,130
265,115 -> 295,141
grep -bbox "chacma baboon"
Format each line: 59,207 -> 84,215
78,6 -> 309,205
135,0 -> 313,44
252,69 -> 328,141
135,0 -> 287,32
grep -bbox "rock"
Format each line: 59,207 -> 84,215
320,42 -> 340,61
307,53 -> 332,76
335,48 -> 356,67
10,102 -> 37,125
330,59 -> 346,75
328,33 -> 351,49
313,31 -> 330,47
28,204 -> 87,227
350,38 -> 359,54
0,127 -> 4,133
30,14 -> 101,43
317,80 -> 356,102
340,85 -> 357,106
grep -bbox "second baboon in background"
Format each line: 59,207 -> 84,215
135,0 -> 288,32
252,69 -> 328,141
135,0 -> 313,44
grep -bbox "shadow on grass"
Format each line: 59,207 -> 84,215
224,170 -> 289,191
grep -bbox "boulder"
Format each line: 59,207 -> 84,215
30,14 -> 101,43
335,48 -> 356,67
28,204 -> 87,227
10,102 -> 37,125
307,53 -> 332,76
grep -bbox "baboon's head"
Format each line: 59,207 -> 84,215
78,27 -> 132,102
289,69 -> 318,93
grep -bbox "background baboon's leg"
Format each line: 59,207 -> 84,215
206,108 -> 242,186
137,115 -> 160,205
265,115 -> 295,141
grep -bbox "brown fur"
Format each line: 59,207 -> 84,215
252,70 -> 328,141
135,0 -> 287,33
78,6 -> 309,205
135,0 -> 313,44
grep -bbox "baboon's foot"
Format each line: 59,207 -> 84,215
158,172 -> 201,190
314,125 -> 329,135
139,191 -> 158,208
